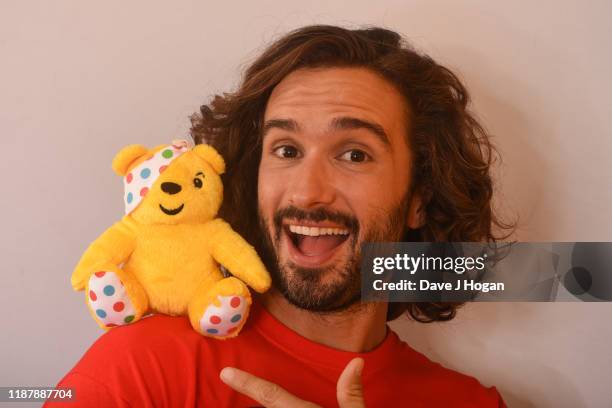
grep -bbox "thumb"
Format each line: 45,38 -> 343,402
336,358 -> 366,408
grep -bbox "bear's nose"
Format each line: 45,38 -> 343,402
161,182 -> 182,195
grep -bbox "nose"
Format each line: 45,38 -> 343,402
288,158 -> 335,208
161,182 -> 182,195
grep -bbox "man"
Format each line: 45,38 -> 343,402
48,25 -> 509,407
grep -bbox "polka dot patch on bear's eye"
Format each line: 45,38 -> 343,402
96,309 -> 107,318
209,315 -> 221,324
89,290 -> 97,301
94,271 -> 106,278
122,141 -> 190,215
113,301 -> 125,312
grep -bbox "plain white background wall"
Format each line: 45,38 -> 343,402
1,1 -> 611,407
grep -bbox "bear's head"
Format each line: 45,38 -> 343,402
111,140 -> 225,225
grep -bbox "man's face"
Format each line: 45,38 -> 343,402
258,67 -> 414,312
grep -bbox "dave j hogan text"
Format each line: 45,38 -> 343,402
372,279 -> 505,293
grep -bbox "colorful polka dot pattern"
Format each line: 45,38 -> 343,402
200,295 -> 248,337
87,271 -> 137,328
123,140 -> 191,215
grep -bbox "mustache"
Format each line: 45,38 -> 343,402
272,206 -> 360,241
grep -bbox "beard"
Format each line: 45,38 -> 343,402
257,195 -> 410,313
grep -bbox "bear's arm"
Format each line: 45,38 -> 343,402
203,218 -> 271,293
71,219 -> 136,291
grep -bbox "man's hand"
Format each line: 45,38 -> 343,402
220,357 -> 366,408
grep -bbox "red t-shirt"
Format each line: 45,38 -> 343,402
47,302 -> 506,407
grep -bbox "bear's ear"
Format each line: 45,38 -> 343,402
112,144 -> 149,176
193,144 -> 225,175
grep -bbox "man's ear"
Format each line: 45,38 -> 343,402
406,191 -> 427,229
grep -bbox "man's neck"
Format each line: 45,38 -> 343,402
257,289 -> 388,353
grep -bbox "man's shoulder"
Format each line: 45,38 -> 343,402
48,316 -> 210,406
70,313 -> 263,374
89,314 -> 198,350
69,315 -> 206,376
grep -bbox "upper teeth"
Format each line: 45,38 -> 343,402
289,225 -> 349,236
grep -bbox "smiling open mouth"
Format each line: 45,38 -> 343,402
159,203 -> 184,215
283,223 -> 351,266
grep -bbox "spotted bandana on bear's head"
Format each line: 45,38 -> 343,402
123,140 -> 191,215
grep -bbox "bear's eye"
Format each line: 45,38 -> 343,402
193,177 -> 203,189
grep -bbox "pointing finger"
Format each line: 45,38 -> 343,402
220,367 -> 320,408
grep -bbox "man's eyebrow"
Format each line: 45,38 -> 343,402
330,116 -> 390,146
262,116 -> 391,146
262,119 -> 300,137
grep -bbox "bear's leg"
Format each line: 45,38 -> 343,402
188,277 -> 251,339
85,265 -> 149,330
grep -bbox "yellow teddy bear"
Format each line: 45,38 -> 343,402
71,140 -> 271,339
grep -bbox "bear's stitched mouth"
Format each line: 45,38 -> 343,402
159,203 -> 184,215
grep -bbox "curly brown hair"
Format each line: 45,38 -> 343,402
191,25 -> 513,323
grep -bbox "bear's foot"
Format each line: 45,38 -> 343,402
86,268 -> 148,330
188,277 -> 251,339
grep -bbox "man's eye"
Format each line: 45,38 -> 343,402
273,145 -> 300,159
339,149 -> 370,163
